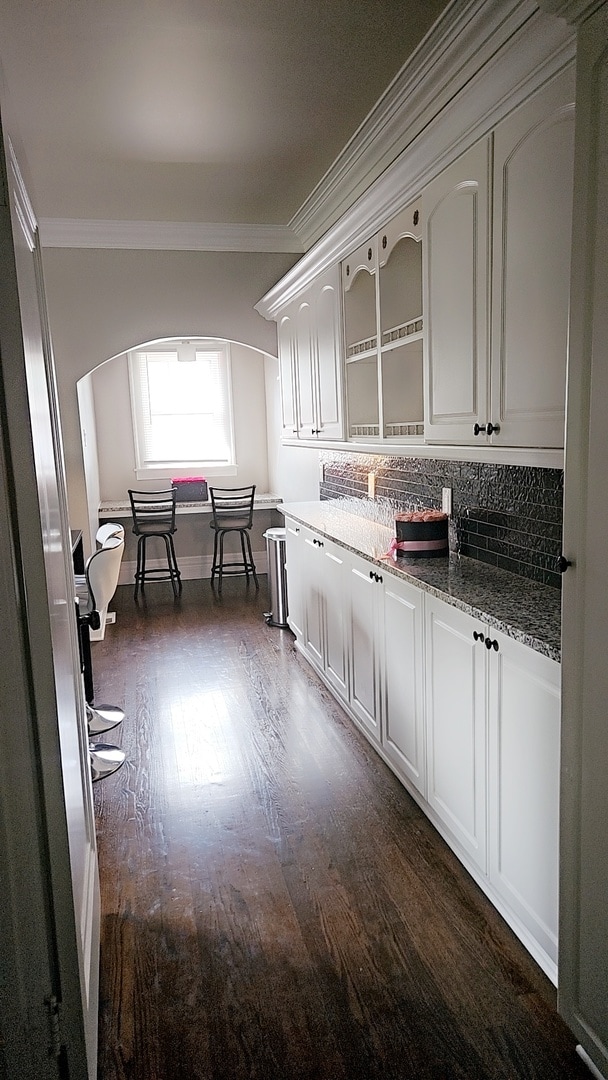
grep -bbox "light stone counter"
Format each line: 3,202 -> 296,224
279,500 -> 561,662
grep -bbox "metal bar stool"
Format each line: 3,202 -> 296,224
209,485 -> 259,593
128,487 -> 182,598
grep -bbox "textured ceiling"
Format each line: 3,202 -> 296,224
0,0 -> 449,225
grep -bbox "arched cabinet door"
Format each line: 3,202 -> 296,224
342,238 -> 377,358
378,200 -> 424,440
276,266 -> 344,442
378,202 -> 422,346
294,298 -> 315,435
314,275 -> 343,440
277,311 -> 298,439
490,67 -> 575,448
423,139 -> 491,445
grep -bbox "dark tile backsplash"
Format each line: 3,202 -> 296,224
319,450 -> 563,589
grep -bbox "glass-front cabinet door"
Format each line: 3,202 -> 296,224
343,239 -> 379,439
378,202 -> 423,439
342,199 -> 423,443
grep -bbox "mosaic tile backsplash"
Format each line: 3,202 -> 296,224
319,451 -> 563,589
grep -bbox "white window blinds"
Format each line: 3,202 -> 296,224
128,342 -> 234,470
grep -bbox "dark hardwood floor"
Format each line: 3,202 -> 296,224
92,577 -> 587,1080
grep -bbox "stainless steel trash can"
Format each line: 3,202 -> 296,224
263,527 -> 289,628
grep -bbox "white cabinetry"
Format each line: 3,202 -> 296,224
286,519 -> 348,699
322,540 -> 349,699
342,201 -> 424,442
423,140 -> 490,447
301,526 -> 325,668
381,569 -> 426,795
488,629 -> 560,968
284,519 -> 305,640
423,70 -> 575,448
346,551 -> 383,743
284,526 -> 560,978
490,72 -> 575,448
346,551 -> 426,792
425,593 -> 560,973
425,594 -> 488,871
277,266 -> 343,441
301,526 -> 348,699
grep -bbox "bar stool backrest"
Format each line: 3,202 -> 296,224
209,485 -> 256,530
128,488 -> 177,535
96,521 -> 125,547
84,536 -> 125,616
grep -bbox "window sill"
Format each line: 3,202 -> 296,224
134,465 -> 238,481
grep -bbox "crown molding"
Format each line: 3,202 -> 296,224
258,5 -> 575,319
37,218 -> 304,253
7,137 -> 38,251
289,0 -> 574,252
537,0 -> 605,24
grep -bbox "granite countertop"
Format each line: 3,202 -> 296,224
99,494 -> 282,515
279,500 -> 561,662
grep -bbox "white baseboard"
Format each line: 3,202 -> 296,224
117,550 -> 268,586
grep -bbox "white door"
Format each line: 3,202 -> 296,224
302,528 -> 324,668
558,5 -> 608,1075
425,596 -> 487,871
0,125 -> 99,1077
423,139 -> 490,444
314,269 -> 344,439
490,69 -> 575,448
277,312 -> 298,439
322,538 -> 348,700
347,553 -> 382,743
488,631 -> 560,971
382,574 -> 426,795
284,519 -> 304,640
295,299 -> 315,438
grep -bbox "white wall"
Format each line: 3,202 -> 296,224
91,340 -> 270,501
75,373 -> 100,553
42,246 -> 298,531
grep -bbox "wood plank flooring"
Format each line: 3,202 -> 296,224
92,577 -> 588,1080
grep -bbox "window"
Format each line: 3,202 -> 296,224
128,340 -> 235,476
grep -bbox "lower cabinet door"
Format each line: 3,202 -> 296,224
488,631 -> 560,968
322,540 -> 348,699
382,573 -> 426,795
284,519 -> 304,640
425,595 -> 487,872
347,554 -> 381,744
302,530 -> 324,668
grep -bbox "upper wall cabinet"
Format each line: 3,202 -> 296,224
277,265 -> 344,441
423,70 -> 575,448
342,201 -> 424,442
422,142 -> 490,446
490,73 -> 575,448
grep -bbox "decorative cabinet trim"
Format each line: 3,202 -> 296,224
257,8 -> 574,318
537,0 -> 605,24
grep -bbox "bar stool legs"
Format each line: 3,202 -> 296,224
129,487 -> 182,598
87,702 -> 125,735
134,533 -> 182,598
209,485 -> 259,594
89,742 -> 126,782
